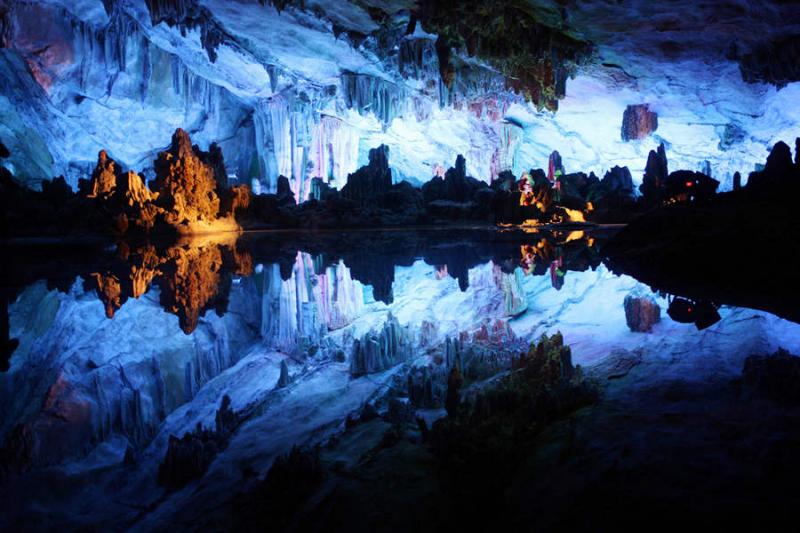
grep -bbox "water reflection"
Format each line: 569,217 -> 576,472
84,236 -> 253,333
2,226 -> 797,372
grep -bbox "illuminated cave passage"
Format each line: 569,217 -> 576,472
1,1 -> 800,530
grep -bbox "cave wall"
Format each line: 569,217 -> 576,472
1,0 -> 798,195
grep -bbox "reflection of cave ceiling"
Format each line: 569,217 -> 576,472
1,0 -> 799,194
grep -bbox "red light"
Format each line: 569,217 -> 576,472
685,181 -> 693,187
688,308 -> 693,313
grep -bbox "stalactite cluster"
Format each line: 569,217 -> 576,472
412,0 -> 593,110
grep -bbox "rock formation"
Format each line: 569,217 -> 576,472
341,145 -> 392,203
80,129 -> 240,235
640,142 -> 669,203
795,138 -> 800,168
601,166 -> 635,196
82,238 -> 252,334
742,349 -> 800,405
623,292 -> 661,332
738,35 -> 800,88
87,151 -> 118,199
422,154 -> 484,204
747,141 -> 798,189
665,171 -> 719,202
276,360 -> 291,389
350,313 -> 410,377
621,104 -> 658,141
152,129 -> 223,226
158,395 -> 239,490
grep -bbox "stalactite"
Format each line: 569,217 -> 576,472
312,261 -> 364,331
309,115 -> 360,192
260,254 -> 367,353
485,120 -> 523,180
398,37 -> 440,82
253,95 -> 319,197
341,72 -> 407,126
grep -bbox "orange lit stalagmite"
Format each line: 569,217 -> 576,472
153,129 -> 222,225
87,150 -> 119,199
89,273 -> 124,318
83,129 -> 242,236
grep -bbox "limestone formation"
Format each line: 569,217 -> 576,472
795,138 -> 800,168
748,141 -> 797,189
341,145 -> 392,203
742,349 -> 800,405
152,128 -> 222,225
623,292 -> 661,332
621,104 -> 658,141
738,35 -> 800,88
601,166 -> 635,196
158,395 -> 239,490
82,239 -> 251,334
87,150 -> 121,199
350,313 -> 410,377
422,154 -> 484,204
640,142 -> 669,203
276,359 -> 290,388
82,129 -> 238,235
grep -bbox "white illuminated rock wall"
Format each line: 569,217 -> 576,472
1,0 -> 797,195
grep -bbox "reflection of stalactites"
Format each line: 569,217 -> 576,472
492,264 -> 528,317
229,246 -> 254,277
89,273 -> 124,318
313,260 -> 363,331
128,245 -> 161,298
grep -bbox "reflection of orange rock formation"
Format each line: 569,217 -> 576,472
159,242 -> 225,334
85,237 -> 252,334
129,246 -> 161,298
89,273 -> 123,318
